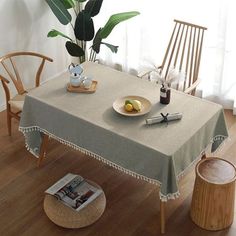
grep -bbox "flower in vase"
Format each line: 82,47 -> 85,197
155,67 -> 186,89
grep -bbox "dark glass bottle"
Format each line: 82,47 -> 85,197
160,85 -> 171,104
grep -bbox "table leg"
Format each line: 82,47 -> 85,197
38,134 -> 49,167
160,200 -> 166,234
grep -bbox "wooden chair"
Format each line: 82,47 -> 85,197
139,19 -> 207,95
0,52 -> 53,135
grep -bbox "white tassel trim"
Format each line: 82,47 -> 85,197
160,191 -> 180,202
177,135 -> 229,180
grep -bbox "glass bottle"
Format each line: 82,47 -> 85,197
160,84 -> 171,104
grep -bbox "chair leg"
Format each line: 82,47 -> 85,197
7,111 -> 12,136
38,134 -> 49,167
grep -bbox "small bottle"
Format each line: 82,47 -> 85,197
160,84 -> 171,104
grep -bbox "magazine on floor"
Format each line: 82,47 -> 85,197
45,173 -> 102,212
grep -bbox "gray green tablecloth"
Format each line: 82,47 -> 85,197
19,61 -> 228,201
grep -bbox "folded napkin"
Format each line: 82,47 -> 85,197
146,112 -> 182,125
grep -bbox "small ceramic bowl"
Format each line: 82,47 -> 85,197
82,77 -> 92,89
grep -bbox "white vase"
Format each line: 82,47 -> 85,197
70,75 -> 83,87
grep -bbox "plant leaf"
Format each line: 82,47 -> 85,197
65,41 -> 85,57
101,42 -> 118,53
100,11 -> 140,39
75,0 -> 87,2
92,30 -> 119,54
92,28 -> 102,53
59,0 -> 75,9
74,10 -> 94,41
46,0 -> 72,25
84,0 -> 103,17
47,29 -> 73,41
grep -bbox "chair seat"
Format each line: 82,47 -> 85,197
8,94 -> 26,110
8,89 -> 33,110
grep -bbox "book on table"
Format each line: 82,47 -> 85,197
45,173 -> 102,212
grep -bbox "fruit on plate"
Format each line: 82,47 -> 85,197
124,99 -> 142,112
131,100 -> 142,111
124,103 -> 133,112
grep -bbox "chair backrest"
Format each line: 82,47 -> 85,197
0,52 -> 53,97
159,19 -> 207,94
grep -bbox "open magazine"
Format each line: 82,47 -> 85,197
45,173 -> 102,212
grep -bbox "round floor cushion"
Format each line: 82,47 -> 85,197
44,181 -> 106,228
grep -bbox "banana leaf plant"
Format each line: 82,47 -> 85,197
45,0 -> 140,63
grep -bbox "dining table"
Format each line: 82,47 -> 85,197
19,61 -> 228,234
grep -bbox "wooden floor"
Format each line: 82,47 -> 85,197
0,109 -> 236,236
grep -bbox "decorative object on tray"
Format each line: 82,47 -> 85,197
113,95 -> 151,117
146,112 -> 182,125
68,63 -> 84,87
44,173 -> 106,228
67,81 -> 97,93
67,63 -> 97,93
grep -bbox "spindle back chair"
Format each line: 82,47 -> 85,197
139,19 -> 207,95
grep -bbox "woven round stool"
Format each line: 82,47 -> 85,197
190,157 -> 236,230
44,181 -> 106,228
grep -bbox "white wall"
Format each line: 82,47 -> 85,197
0,0 -> 71,111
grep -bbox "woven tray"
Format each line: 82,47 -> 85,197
44,180 -> 106,228
67,81 -> 98,93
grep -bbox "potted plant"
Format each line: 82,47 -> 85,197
45,0 -> 140,63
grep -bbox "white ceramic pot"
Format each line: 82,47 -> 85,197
70,75 -> 83,87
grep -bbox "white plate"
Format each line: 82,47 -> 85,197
113,95 -> 152,117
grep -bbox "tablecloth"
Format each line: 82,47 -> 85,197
19,62 -> 228,201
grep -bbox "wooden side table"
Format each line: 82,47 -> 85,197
190,157 -> 236,230
44,181 -> 106,228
